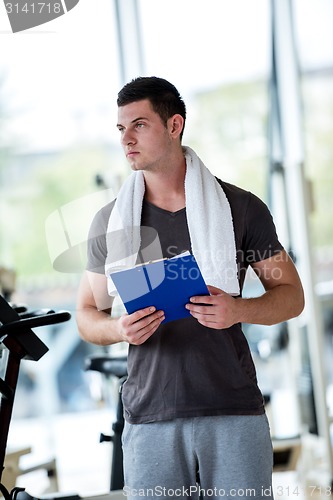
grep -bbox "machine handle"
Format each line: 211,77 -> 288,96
0,311 -> 71,336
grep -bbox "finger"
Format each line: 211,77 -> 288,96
139,317 -> 163,339
189,309 -> 217,322
129,312 -> 165,345
189,295 -> 215,305
206,285 -> 225,295
186,304 -> 215,315
188,309 -> 220,325
128,306 -> 157,324
137,310 -> 165,332
196,319 -> 222,329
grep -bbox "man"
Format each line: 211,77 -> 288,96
76,76 -> 304,499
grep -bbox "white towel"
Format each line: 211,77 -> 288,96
105,146 -> 240,296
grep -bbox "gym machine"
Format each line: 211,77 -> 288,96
0,294 -> 126,500
0,294 -> 71,500
84,355 -> 127,492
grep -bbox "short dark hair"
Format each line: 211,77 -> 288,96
117,76 -> 186,140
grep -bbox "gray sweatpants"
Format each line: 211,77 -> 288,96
122,414 -> 274,499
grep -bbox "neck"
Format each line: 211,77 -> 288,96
143,150 -> 186,212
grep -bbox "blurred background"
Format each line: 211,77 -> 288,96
1,0 -> 333,498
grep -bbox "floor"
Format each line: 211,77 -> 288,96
3,410 -> 332,499
7,409 -> 113,497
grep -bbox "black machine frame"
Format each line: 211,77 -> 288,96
0,294 -> 71,500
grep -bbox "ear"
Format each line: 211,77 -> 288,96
167,114 -> 184,140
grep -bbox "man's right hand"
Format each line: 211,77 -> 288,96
117,307 -> 165,345
77,271 -> 164,346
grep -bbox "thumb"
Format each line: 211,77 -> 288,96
207,285 -> 226,296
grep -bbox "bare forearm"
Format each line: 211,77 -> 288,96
76,307 -> 123,346
77,304 -> 165,346
188,283 -> 304,329
236,284 -> 304,326
76,271 -> 164,345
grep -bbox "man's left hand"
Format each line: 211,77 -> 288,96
186,285 -> 238,329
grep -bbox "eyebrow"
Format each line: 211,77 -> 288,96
116,116 -> 149,128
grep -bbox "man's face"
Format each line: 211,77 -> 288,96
117,99 -> 172,172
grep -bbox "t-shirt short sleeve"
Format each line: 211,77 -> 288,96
243,192 -> 284,265
86,201 -> 113,274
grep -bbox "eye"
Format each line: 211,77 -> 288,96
135,122 -> 145,129
117,126 -> 124,133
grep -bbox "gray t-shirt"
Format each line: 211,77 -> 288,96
87,179 -> 283,423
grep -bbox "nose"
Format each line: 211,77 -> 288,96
121,128 -> 136,146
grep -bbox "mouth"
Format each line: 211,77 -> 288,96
126,151 -> 139,158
